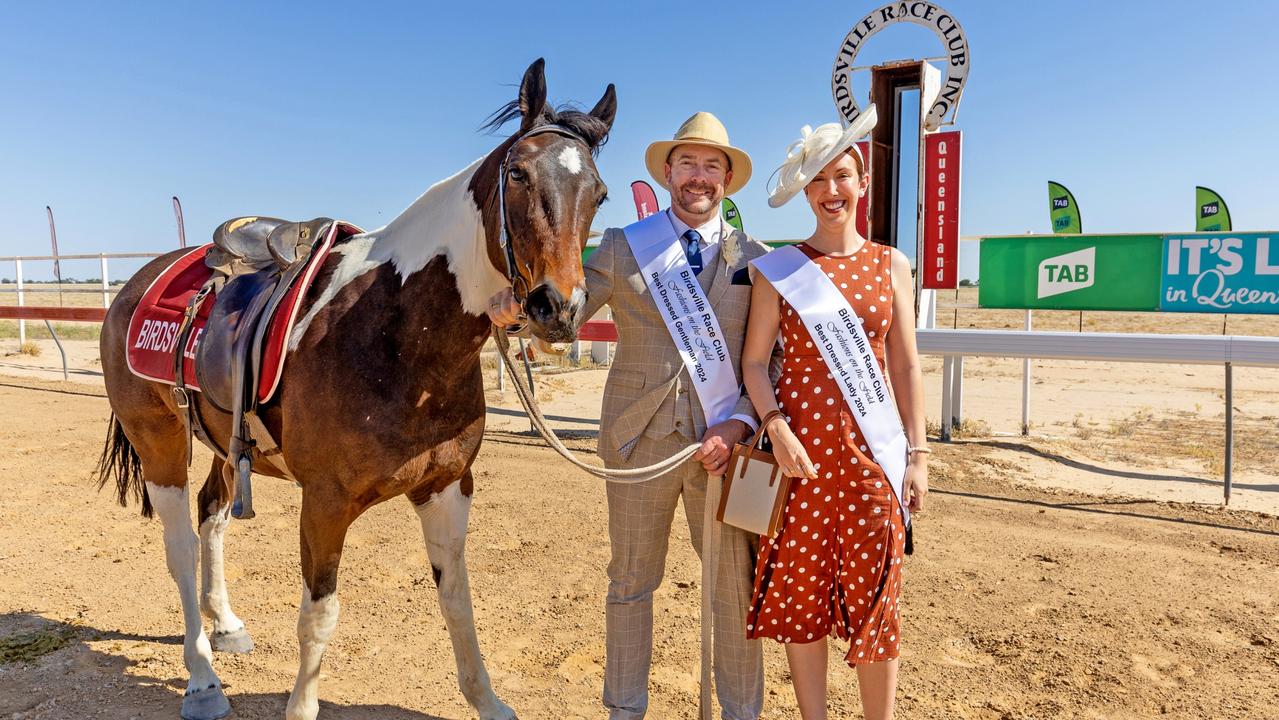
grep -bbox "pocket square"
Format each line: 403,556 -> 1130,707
731,267 -> 752,286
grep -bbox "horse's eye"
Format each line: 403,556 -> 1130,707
596,193 -> 609,208
508,167 -> 527,183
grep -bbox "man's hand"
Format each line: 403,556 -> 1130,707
485,287 -> 523,327
693,419 -> 751,476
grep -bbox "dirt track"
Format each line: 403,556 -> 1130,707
1,374 -> 1277,720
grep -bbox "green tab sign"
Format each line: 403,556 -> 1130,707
1194,186 -> 1232,232
1047,181 -> 1082,235
979,234 -> 1163,310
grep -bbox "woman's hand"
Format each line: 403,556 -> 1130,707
767,416 -> 818,480
904,458 -> 929,512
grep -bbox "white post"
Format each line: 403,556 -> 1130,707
919,288 -> 937,330
1021,309 -> 1032,435
100,255 -> 111,308
951,355 -> 964,428
15,258 -> 25,345
591,309 -> 611,365
940,355 -> 953,442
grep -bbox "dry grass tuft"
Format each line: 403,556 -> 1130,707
0,628 -> 74,665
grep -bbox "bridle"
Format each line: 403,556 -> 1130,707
496,123 -> 591,307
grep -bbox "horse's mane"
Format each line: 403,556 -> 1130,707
481,101 -> 611,155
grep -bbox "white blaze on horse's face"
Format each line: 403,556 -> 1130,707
557,146 -> 582,175
287,157 -> 508,351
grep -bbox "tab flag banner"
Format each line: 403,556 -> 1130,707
722,197 -> 743,231
631,180 -> 660,221
1048,181 -> 1082,234
1195,186 -> 1232,232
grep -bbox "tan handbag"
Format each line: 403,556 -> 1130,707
717,410 -> 792,538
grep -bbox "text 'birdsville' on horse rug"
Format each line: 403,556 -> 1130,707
124,222 -> 361,404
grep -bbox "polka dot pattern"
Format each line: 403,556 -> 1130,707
746,241 -> 903,667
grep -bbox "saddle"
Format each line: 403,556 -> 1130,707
171,216 -> 336,520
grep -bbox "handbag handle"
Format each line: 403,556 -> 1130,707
746,409 -> 786,450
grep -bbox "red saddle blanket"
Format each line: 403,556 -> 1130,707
126,221 -> 360,404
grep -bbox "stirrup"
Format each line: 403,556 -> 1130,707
230,453 -> 255,520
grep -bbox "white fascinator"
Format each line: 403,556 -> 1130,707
767,105 -> 878,208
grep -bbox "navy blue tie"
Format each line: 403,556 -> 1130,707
683,229 -> 704,275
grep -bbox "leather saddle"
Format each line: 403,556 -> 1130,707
175,215 -> 333,520
207,216 -> 331,275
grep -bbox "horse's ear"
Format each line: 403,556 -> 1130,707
518,58 -> 548,131
589,83 -> 618,137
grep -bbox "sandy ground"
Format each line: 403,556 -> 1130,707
1,334 -> 1278,719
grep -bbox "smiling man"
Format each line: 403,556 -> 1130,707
487,112 -> 778,719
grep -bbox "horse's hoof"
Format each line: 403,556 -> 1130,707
181,683 -> 231,720
211,627 -> 254,654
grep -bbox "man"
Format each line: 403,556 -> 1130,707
488,112 -> 778,720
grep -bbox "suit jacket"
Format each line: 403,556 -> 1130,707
582,217 -> 779,467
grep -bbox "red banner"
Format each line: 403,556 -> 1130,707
630,180 -> 660,220
923,131 -> 961,289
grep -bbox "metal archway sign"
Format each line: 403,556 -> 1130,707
831,2 -> 969,131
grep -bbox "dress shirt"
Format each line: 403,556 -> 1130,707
663,209 -> 758,434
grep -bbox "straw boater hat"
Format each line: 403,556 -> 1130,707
766,105 -> 878,208
645,112 -> 753,197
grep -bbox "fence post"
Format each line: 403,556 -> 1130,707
951,355 -> 965,429
940,355 -> 953,442
1022,310 -> 1032,435
1224,362 -> 1233,505
100,255 -> 111,308
15,258 -> 25,345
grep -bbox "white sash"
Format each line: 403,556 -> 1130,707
625,212 -> 738,428
751,244 -> 911,527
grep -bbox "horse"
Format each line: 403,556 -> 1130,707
95,58 -> 615,720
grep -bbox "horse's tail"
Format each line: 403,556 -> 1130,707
95,413 -> 152,518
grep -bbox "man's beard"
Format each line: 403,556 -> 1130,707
674,182 -> 720,215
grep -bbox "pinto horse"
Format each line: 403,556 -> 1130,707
96,59 -> 614,720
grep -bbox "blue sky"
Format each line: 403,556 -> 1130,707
3,1 -> 1277,282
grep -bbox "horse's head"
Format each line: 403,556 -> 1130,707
473,59 -> 616,343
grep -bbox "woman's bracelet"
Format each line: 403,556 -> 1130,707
907,446 -> 931,455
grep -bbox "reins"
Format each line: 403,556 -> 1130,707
491,328 -> 698,483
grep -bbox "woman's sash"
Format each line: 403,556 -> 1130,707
624,212 -> 738,428
751,244 -> 911,527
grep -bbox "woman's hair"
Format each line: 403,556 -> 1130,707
805,148 -> 865,196
845,147 -> 865,178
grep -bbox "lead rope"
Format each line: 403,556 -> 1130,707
492,327 -> 723,719
491,328 -> 699,482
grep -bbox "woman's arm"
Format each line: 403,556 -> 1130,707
742,275 -> 817,479
886,248 -> 928,510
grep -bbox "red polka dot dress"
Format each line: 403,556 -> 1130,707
746,240 -> 906,666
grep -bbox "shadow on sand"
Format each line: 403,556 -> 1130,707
0,612 -> 454,720
972,438 -> 1279,494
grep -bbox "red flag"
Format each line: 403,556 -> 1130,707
630,180 -> 660,220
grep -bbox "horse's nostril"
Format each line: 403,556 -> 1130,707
526,285 -> 562,321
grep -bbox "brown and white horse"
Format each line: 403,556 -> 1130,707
96,59 -> 614,720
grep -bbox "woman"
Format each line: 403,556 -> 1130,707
740,111 -> 928,720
